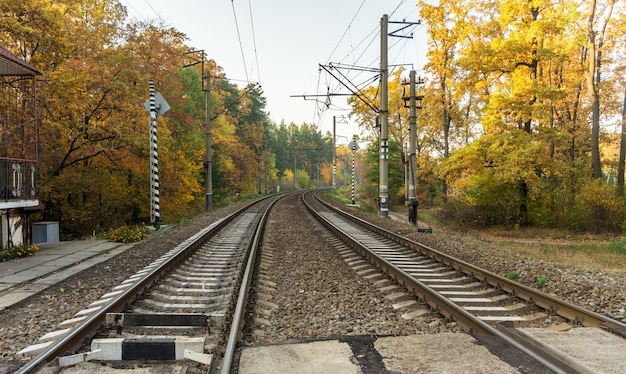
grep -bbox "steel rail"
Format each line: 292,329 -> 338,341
302,191 -> 626,374
220,194 -> 283,373
311,191 -> 626,337
16,197 -> 266,374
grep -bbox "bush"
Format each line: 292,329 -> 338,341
566,180 -> 626,233
0,244 -> 39,262
104,225 -> 149,243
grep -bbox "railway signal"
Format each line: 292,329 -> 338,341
144,81 -> 170,225
349,136 -> 359,206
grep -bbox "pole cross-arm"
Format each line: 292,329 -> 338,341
319,64 -> 380,114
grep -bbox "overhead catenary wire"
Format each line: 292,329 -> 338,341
305,1 -> 424,130
248,0 -> 262,84
231,0 -> 250,83
325,0 -> 367,64
142,0 -> 163,22
121,0 -> 144,20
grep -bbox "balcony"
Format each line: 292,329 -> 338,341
0,46 -> 40,210
0,159 -> 38,208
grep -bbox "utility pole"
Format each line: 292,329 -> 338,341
404,142 -> 408,203
408,70 -> 418,225
403,71 -> 430,231
333,116 -> 336,191
256,148 -> 262,194
184,50 -> 212,211
379,14 -> 390,218
305,16 -> 418,217
204,70 -> 213,210
264,141 -> 268,194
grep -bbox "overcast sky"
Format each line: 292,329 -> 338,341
124,0 -> 428,143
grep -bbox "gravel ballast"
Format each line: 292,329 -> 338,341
1,193 -> 625,372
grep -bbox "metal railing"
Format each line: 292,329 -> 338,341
0,159 -> 37,201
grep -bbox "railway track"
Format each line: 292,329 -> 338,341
9,190 -> 626,373
15,195 -> 281,374
302,190 -> 626,373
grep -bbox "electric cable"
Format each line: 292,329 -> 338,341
325,0 -> 367,63
248,0 -> 262,84
231,0 -> 250,83
390,0 -> 408,18
121,0 -> 144,20
314,1 -> 421,129
142,0 -> 163,22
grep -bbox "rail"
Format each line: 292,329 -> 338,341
16,196 -> 266,374
220,193 -> 281,373
303,191 -> 626,373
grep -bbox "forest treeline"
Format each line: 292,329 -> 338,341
351,0 -> 626,233
2,0 -> 626,237
0,0 -> 338,238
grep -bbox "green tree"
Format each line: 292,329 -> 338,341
363,139 -> 404,205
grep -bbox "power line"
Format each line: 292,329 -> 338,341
121,0 -> 144,20
142,0 -> 163,22
231,0 -> 250,83
248,0 -> 262,84
325,0 -> 367,63
390,0 -> 408,18
312,2 -> 422,128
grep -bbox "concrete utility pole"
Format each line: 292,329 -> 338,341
408,70 -> 418,224
256,148 -> 262,194
379,14 -> 390,218
204,71 -> 213,211
184,50 -> 213,211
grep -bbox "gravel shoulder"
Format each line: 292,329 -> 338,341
2,194 -> 625,372
335,200 -> 626,324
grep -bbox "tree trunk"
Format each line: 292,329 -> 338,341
618,88 -> 626,191
587,0 -> 603,178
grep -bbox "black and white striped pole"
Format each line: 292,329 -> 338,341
350,135 -> 358,205
144,81 -> 170,225
149,81 -> 159,224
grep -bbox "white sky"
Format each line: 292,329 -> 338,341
124,0 -> 428,144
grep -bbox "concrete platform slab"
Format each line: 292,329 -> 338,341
376,333 -> 520,373
238,340 -> 358,374
0,240 -> 133,310
519,327 -> 626,374
238,333 -> 526,373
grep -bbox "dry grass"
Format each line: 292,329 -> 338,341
500,241 -> 626,275
412,207 -> 626,275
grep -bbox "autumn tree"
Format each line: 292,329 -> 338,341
431,0 -> 626,230
0,0 -> 280,236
